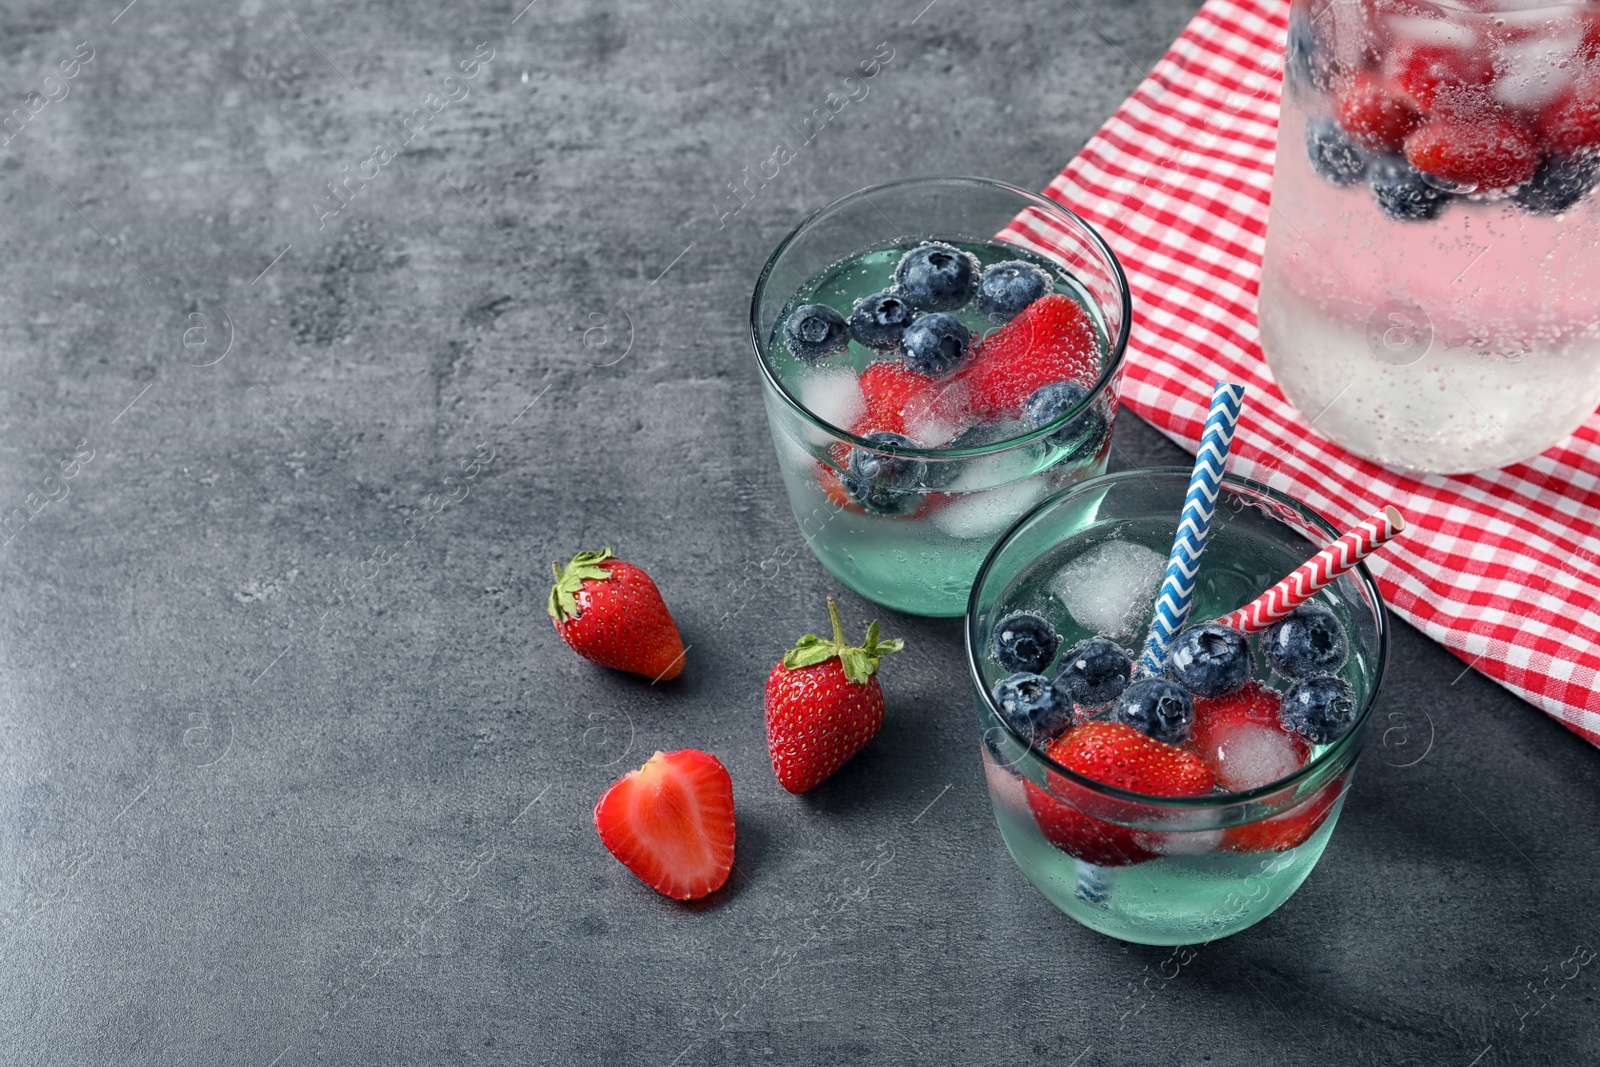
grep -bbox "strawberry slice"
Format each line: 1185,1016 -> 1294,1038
1222,771 -> 1349,854
593,749 -> 736,900
958,294 -> 1100,420
1026,721 -> 1215,868
1182,682 -> 1309,793
1334,71 -> 1422,152
1404,110 -> 1540,190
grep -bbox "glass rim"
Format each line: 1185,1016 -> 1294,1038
748,175 -> 1133,460
964,466 -> 1391,810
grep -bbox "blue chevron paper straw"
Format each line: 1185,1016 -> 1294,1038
1137,381 -> 1247,675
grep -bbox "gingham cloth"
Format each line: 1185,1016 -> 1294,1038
1023,0 -> 1600,745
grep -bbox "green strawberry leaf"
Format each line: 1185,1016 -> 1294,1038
547,547 -> 616,621
783,634 -> 839,670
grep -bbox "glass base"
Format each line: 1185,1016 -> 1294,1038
989,780 -> 1342,946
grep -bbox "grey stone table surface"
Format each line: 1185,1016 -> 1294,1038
1,0 -> 1597,1064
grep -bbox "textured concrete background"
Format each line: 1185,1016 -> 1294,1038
0,0 -> 1597,1063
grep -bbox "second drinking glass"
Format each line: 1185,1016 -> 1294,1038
751,177 -> 1132,617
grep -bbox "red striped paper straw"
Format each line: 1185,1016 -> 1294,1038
1214,506 -> 1406,634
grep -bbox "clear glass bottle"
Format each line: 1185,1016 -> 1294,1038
1260,0 -> 1600,474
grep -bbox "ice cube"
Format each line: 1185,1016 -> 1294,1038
1491,34 -> 1580,111
943,447 -> 1041,493
929,478 -> 1049,540
1147,829 -> 1227,856
1387,16 -> 1474,49
904,405 -> 965,450
1050,541 -> 1167,638
796,367 -> 866,445
1206,722 -> 1306,792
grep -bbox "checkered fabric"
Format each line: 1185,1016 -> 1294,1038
1015,0 -> 1600,745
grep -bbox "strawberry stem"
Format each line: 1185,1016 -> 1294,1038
826,594 -> 846,647
782,595 -> 904,685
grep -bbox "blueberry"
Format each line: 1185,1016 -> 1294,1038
1286,7 -> 1336,93
901,313 -> 970,376
894,241 -> 979,312
1110,676 -> 1194,745
783,304 -> 850,363
1513,156 -> 1599,216
990,611 -> 1062,674
1306,120 -> 1367,187
976,260 -> 1052,323
1167,623 -> 1254,697
1263,601 -> 1349,678
1023,381 -> 1108,462
1369,157 -> 1449,222
1054,636 -> 1134,707
1279,674 -> 1357,744
840,431 -> 926,515
849,290 -> 917,350
992,672 -> 1075,746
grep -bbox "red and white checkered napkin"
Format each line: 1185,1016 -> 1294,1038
1017,0 -> 1600,745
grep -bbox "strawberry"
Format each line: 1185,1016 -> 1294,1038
857,360 -> 938,437
1026,721 -> 1216,868
1537,80 -> 1600,157
1580,16 -> 1600,65
1404,111 -> 1540,190
1333,71 -> 1422,151
548,548 -> 686,680
593,748 -> 736,900
1182,682 -> 1310,793
1222,771 -> 1348,854
764,596 -> 902,794
1389,44 -> 1493,113
957,294 -> 1100,420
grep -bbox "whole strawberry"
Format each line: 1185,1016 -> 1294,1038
765,596 -> 903,794
548,548 -> 686,680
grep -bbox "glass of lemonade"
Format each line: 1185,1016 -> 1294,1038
751,177 -> 1131,617
968,469 -> 1388,945
1260,0 -> 1600,474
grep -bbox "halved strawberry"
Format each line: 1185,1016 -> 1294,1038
1222,771 -> 1348,854
593,749 -> 736,900
1182,682 -> 1309,793
1404,110 -> 1540,190
1334,71 -> 1422,151
857,360 -> 937,437
1026,721 -> 1216,868
957,294 -> 1100,420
